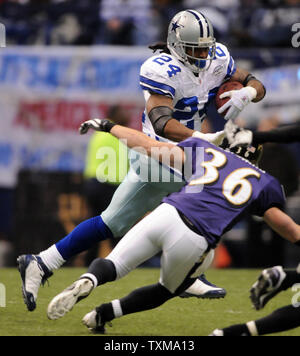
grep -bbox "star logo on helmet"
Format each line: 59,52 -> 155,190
171,20 -> 183,32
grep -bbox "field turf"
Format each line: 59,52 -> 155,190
0,267 -> 299,336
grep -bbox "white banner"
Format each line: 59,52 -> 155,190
0,46 -> 149,187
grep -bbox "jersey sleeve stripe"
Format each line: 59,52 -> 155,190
225,56 -> 236,78
208,86 -> 220,99
140,85 -> 173,98
227,56 -> 234,74
140,75 -> 176,97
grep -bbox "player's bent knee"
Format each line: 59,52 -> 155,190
151,283 -> 174,303
87,258 -> 117,285
105,257 -> 132,280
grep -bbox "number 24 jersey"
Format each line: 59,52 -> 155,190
140,42 -> 236,143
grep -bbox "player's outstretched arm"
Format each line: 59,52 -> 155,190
264,207 -> 300,245
252,124 -> 300,144
225,121 -> 300,148
80,118 -> 185,169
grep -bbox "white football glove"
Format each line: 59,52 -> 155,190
218,87 -> 257,121
225,120 -> 253,148
79,118 -> 115,135
192,130 -> 225,146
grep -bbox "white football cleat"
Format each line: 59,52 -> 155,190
82,310 -> 98,330
82,307 -> 110,334
17,254 -> 53,311
47,278 -> 94,320
180,275 -> 226,299
209,329 -> 224,336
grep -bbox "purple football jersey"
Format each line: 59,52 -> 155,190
163,137 -> 285,247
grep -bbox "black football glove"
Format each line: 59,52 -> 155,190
79,118 -> 116,135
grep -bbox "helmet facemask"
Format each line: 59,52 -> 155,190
180,40 -> 216,73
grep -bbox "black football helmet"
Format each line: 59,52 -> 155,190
220,138 -> 263,165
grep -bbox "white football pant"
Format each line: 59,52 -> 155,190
106,203 -> 212,294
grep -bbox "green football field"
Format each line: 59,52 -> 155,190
0,267 -> 299,336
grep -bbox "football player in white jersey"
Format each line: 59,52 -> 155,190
141,36 -> 235,142
17,9 -> 266,312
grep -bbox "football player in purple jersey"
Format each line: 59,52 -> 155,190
208,120 -> 300,336
46,119 -> 300,334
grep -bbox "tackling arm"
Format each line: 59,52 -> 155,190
79,118 -> 185,169
225,121 -> 300,148
264,207 -> 300,244
252,124 -> 300,145
110,124 -> 185,168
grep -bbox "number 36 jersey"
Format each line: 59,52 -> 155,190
163,137 -> 286,248
140,42 -> 236,143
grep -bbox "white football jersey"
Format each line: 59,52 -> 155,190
140,42 -> 236,143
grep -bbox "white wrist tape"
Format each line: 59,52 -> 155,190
192,131 -> 207,139
245,86 -> 257,101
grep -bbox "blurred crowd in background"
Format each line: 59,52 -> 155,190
1,0 -> 300,47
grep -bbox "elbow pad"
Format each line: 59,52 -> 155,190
148,106 -> 173,136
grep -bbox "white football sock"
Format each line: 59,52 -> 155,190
246,321 -> 259,336
39,245 -> 66,271
80,273 -> 98,288
111,299 -> 123,318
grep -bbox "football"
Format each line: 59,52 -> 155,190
215,81 -> 244,115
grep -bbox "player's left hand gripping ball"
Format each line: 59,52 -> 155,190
218,87 -> 257,121
79,118 -> 115,134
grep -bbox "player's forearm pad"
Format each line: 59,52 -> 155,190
148,106 -> 173,137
